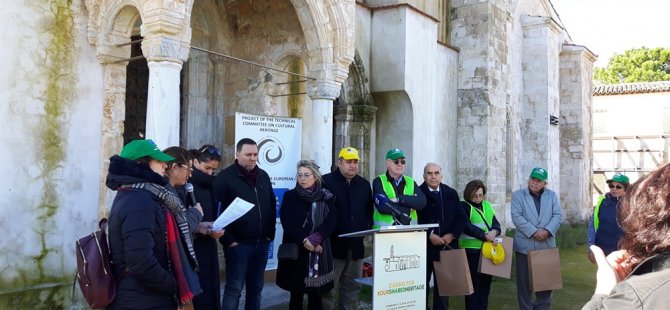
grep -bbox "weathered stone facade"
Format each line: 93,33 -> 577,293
0,0 -> 594,306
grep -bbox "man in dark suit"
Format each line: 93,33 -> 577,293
417,162 -> 467,310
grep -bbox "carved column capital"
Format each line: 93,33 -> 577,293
307,80 -> 342,100
140,35 -> 191,64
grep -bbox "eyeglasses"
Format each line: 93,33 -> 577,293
297,173 -> 313,179
179,163 -> 193,172
608,184 -> 624,190
200,146 -> 221,156
393,159 -> 406,165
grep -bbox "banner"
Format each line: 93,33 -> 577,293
235,112 -> 302,269
373,231 -> 426,309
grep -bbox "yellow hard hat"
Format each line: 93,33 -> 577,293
482,241 -> 505,265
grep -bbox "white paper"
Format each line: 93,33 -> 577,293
212,197 -> 255,231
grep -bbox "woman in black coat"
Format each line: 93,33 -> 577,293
106,139 -> 181,310
188,145 -> 224,310
276,160 -> 338,310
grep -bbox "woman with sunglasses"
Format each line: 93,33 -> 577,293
587,173 -> 630,263
188,145 -> 225,310
276,160 -> 337,309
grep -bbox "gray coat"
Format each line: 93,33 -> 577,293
511,187 -> 563,254
582,252 -> 670,309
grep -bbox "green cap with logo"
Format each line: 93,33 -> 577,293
385,148 -> 406,160
529,167 -> 548,182
607,173 -> 630,184
120,139 -> 175,162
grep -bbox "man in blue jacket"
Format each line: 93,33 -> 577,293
321,147 -> 373,310
511,167 -> 563,310
213,138 -> 276,310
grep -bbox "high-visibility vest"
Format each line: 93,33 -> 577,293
458,200 -> 495,249
373,174 -> 417,228
593,195 -> 606,231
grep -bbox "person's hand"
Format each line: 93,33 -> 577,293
591,245 -> 617,295
374,193 -> 389,206
303,239 -> 315,252
197,222 -> 213,235
441,233 -> 455,245
429,231 -> 445,246
229,241 -> 239,248
314,245 -> 323,253
607,249 -> 635,282
209,229 -> 224,239
588,250 -> 595,264
533,229 -> 549,241
193,203 -> 203,216
485,231 -> 497,242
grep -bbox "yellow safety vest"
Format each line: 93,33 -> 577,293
593,195 -> 606,231
373,174 -> 418,228
458,200 -> 495,249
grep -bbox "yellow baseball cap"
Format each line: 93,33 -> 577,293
338,147 -> 360,160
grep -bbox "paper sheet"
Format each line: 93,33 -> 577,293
212,197 -> 255,231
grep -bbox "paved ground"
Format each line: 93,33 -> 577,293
225,282 -> 290,309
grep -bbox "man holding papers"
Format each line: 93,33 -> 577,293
213,138 -> 277,310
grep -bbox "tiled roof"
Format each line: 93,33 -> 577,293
593,81 -> 670,96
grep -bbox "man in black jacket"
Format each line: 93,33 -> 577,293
213,138 -> 277,310
321,147 -> 373,310
418,162 -> 466,310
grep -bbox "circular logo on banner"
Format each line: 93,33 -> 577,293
257,137 -> 284,166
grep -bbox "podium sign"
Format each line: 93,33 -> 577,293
373,231 -> 426,309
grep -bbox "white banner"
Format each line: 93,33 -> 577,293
373,231 -> 427,309
235,112 -> 302,269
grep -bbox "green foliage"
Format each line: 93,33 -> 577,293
594,47 -> 670,84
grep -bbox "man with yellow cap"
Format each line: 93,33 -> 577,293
321,147 -> 373,310
511,167 -> 563,310
372,148 -> 426,228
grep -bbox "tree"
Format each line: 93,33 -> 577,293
594,47 -> 670,84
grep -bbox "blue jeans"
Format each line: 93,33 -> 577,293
221,240 -> 270,310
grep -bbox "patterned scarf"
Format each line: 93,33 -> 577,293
295,183 -> 336,288
166,212 -> 194,305
122,182 -> 198,269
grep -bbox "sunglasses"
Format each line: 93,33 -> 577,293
608,184 -> 624,190
179,163 -> 193,172
200,146 -> 221,156
393,159 -> 406,165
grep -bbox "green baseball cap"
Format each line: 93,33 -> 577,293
529,167 -> 548,182
385,148 -> 406,160
120,139 -> 175,162
607,173 -> 629,184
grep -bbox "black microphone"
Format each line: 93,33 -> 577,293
184,183 -> 197,207
384,201 -> 411,225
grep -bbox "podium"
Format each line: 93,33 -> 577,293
340,224 -> 438,309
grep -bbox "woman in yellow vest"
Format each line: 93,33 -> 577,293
458,180 -> 501,310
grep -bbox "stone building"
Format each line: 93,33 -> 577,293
0,0 -> 594,306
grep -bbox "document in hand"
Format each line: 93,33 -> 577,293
212,197 -> 255,231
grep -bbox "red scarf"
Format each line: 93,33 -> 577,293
166,212 -> 194,305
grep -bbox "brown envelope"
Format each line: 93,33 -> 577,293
433,248 -> 474,296
477,236 -> 514,279
528,248 -> 563,292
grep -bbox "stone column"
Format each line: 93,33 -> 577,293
559,45 -> 596,223
334,104 -> 377,179
307,81 -> 342,174
141,35 -> 190,148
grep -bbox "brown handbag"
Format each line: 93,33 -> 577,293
74,218 -> 116,309
433,244 -> 474,296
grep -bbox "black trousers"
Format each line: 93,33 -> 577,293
464,250 -> 492,310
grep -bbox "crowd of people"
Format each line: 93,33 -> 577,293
105,137 -> 662,310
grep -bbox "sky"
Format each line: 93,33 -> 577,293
550,0 -> 670,67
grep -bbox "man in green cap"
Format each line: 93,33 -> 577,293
371,148 -> 426,228
511,167 -> 563,310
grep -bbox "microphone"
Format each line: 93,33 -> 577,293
184,183 -> 197,207
384,201 -> 411,225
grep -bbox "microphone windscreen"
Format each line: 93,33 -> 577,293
184,183 -> 194,193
